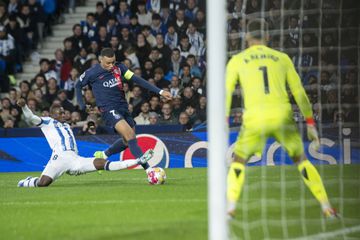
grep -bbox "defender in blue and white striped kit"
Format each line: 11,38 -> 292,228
16,99 -> 153,187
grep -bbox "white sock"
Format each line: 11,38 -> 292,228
19,177 -> 39,187
102,151 -> 108,159
105,160 -> 139,171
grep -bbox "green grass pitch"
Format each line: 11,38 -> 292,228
0,165 -> 359,240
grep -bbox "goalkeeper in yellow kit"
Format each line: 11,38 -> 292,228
226,19 -> 337,218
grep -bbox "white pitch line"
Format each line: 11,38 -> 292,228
290,224 -> 360,240
0,198 -> 206,206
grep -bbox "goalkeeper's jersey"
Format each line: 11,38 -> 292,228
226,44 -> 313,121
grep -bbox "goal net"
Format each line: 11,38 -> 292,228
223,0 -> 360,239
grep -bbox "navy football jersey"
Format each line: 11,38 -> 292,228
79,63 -> 133,111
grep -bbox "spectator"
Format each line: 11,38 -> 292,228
124,47 -> 140,68
44,77 -> 59,104
73,47 -> 92,74
19,80 -> 32,99
178,34 -> 197,59
170,8 -> 188,36
186,54 -> 202,78
105,0 -> 117,15
150,13 -> 166,36
68,23 -> 90,51
64,68 -> 79,100
137,1 -> 152,26
0,3 -> 9,26
142,59 -> 154,79
141,25 -> 156,47
164,24 -> 178,50
153,67 -> 169,89
135,33 -> 152,66
185,0 -> 198,21
63,37 -> 77,63
172,95 -> 182,119
96,25 -> 111,49
79,119 -> 106,135
148,47 -> 168,72
155,33 -> 172,63
105,15 -> 118,36
0,25 -> 15,75
116,0 -> 131,27
149,95 -> 161,114
186,22 -> 204,57
57,90 -> 75,112
190,77 -> 204,96
95,1 -> 109,26
109,35 -> 124,61
8,88 -> 18,108
31,74 -> 47,94
129,14 -> 141,37
178,111 -> 192,131
169,48 -> 183,76
184,103 -> 200,126
179,63 -> 192,86
146,0 -> 161,14
129,85 -> 143,115
197,95 -> 206,122
159,102 -> 177,124
0,97 -> 12,123
181,86 -> 197,108
134,101 -> 151,125
148,111 -> 159,125
169,75 -> 182,97
8,0 -> 20,16
33,88 -> 49,111
194,9 -> 206,36
39,58 -> 58,83
70,110 -> 82,127
81,12 -> 97,40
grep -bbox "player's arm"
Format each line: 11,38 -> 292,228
17,98 -> 42,126
226,56 -> 240,118
120,64 -> 172,100
285,55 -> 319,148
75,70 -> 92,110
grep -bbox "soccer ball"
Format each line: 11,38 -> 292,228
147,167 -> 166,185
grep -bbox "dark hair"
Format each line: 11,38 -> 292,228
96,1 -> 104,7
86,12 -> 95,18
247,18 -> 269,39
100,48 -> 115,57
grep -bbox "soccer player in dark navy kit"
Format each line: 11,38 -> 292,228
76,48 -> 172,173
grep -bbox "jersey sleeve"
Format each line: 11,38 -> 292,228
118,63 -> 134,80
284,54 -> 313,119
226,56 -> 240,117
38,117 -> 53,128
78,68 -> 92,87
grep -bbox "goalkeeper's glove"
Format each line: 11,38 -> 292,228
306,118 -> 320,150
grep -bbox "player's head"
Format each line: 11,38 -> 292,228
99,48 -> 116,71
245,18 -> 269,45
50,104 -> 66,123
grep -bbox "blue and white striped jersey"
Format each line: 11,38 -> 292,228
38,117 -> 78,153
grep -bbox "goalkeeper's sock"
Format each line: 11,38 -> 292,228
227,162 -> 246,212
18,177 -> 39,187
104,160 -> 139,171
298,160 -> 330,208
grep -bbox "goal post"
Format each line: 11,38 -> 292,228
206,0 -> 228,239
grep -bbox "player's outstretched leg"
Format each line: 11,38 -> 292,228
101,149 -> 154,171
297,159 -> 338,218
94,138 -> 128,159
227,159 -> 246,218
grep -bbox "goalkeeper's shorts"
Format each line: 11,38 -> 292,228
233,114 -> 304,160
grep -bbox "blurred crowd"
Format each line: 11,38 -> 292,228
0,0 -> 358,132
0,0 -> 207,132
227,0 -> 359,127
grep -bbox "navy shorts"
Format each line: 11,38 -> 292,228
101,108 -> 136,129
